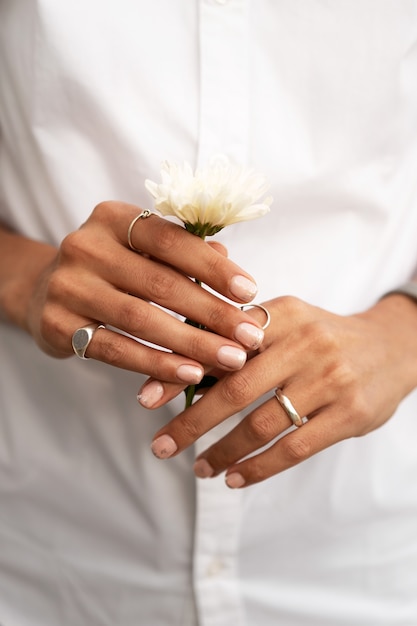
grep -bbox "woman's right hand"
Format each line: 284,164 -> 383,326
20,201 -> 264,384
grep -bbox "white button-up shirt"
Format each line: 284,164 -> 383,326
1,2 -> 417,625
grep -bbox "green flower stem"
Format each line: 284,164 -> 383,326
185,383 -> 196,409
184,277 -> 204,408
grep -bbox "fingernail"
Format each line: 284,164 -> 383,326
137,380 -> 164,408
217,345 -> 247,369
230,275 -> 258,302
176,364 -> 204,384
151,434 -> 178,459
194,458 -> 215,478
234,322 -> 264,350
225,472 -> 246,489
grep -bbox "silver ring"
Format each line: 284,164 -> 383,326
71,323 -> 105,360
127,210 -> 153,252
274,388 -> 303,427
240,303 -> 271,330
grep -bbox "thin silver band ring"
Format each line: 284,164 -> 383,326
274,388 -> 303,427
127,210 -> 153,252
240,303 -> 271,330
71,323 -> 105,360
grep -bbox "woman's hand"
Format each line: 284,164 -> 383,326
4,201 -> 266,383
149,294 -> 417,486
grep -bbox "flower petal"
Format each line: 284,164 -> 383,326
145,157 -> 272,234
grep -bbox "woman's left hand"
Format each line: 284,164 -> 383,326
146,294 -> 417,487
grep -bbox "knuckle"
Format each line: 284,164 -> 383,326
144,268 -> 175,303
303,319 -> 339,353
333,391 -> 370,437
220,371 -> 253,408
281,435 -> 311,464
59,230 -> 85,261
45,268 -> 74,302
119,299 -> 152,336
325,358 -> 356,390
205,301 -> 228,331
244,457 -> 268,484
39,305 -> 62,343
204,251 -> 225,282
245,409 -> 277,444
91,200 -> 120,224
99,332 -> 129,366
152,219 -> 179,255
176,415 -> 202,441
347,392 -> 370,425
59,229 -> 96,266
181,331 -> 205,360
278,295 -> 305,317
138,349 -> 171,379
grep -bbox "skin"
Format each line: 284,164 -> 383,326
0,201 -> 265,384
147,292 -> 417,488
2,200 -> 417,489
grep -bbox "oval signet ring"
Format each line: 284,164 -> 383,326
71,323 -> 105,360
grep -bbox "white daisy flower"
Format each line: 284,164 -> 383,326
145,155 -> 272,237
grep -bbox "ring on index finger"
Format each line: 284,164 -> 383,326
127,210 -> 154,253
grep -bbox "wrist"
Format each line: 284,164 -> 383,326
360,292 -> 417,397
0,230 -> 57,330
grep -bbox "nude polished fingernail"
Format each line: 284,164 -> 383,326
176,364 -> 204,384
194,458 -> 215,478
217,345 -> 247,369
137,381 -> 164,408
225,472 -> 246,489
151,434 -> 178,459
230,275 -> 258,302
234,322 -> 264,350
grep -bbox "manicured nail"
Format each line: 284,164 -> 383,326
230,275 -> 258,302
225,472 -> 246,489
151,434 -> 178,459
217,345 -> 247,369
176,364 -> 204,384
234,322 -> 264,350
137,380 -> 164,408
194,458 -> 215,478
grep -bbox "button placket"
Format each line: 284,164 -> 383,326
193,3 -> 249,624
192,418 -> 245,626
197,0 -> 250,167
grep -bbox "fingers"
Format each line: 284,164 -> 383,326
73,324 -> 205,382
194,393 -> 308,477
146,297 -> 360,474
222,409 -> 348,488
78,277 -> 250,359
147,294 -> 414,488
206,241 -> 228,257
97,244 -> 265,350
38,201 -> 266,373
150,370 -> 351,487
137,371 -> 222,409
192,385 -> 323,482
149,355 -> 279,458
147,298 -> 320,465
56,273 -> 254,379
95,201 -> 258,303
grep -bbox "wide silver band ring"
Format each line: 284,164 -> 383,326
274,388 -> 303,427
71,323 -> 105,360
127,210 -> 153,252
240,303 -> 271,330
